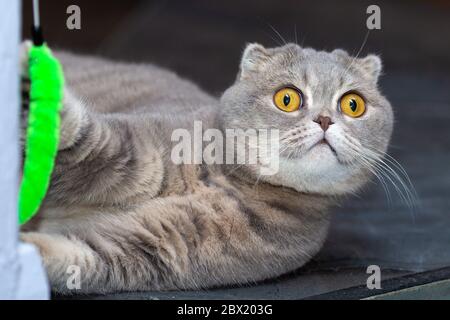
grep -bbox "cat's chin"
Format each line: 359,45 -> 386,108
260,147 -> 365,196
307,142 -> 338,159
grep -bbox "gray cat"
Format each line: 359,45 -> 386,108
20,41 -> 393,294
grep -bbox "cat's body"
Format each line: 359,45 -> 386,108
21,42 -> 393,294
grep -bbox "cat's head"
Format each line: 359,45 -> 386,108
219,43 -> 393,196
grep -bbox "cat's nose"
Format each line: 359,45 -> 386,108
314,115 -> 334,131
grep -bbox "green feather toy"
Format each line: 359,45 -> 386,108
19,0 -> 64,224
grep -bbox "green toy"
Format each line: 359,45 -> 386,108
19,0 -> 64,224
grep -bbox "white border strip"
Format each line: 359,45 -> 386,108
0,0 -> 49,300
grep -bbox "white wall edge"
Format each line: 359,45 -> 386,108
0,0 -> 49,300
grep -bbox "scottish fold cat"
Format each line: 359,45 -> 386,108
20,41 -> 393,294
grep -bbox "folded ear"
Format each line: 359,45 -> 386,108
358,54 -> 382,83
239,43 -> 272,80
332,49 -> 350,59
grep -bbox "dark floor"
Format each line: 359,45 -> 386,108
25,0 -> 450,299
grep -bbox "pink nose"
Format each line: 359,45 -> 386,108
314,115 -> 334,131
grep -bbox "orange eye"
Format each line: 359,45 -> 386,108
340,93 -> 366,118
273,87 -> 302,112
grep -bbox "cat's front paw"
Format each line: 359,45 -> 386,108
19,40 -> 71,152
20,232 -> 67,293
20,232 -> 53,265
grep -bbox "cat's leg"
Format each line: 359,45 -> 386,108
21,224 -> 182,294
47,97 -> 165,206
20,41 -> 165,207
22,189 -> 329,294
21,206 -> 188,294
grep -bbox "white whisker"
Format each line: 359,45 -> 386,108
341,136 -> 418,217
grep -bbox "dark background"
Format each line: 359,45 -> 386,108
23,0 -> 450,93
23,0 -> 450,298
